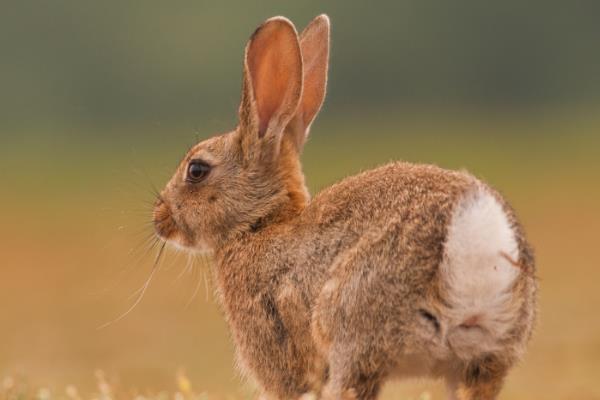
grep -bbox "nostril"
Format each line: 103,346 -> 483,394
153,200 -> 169,224
153,201 -> 177,238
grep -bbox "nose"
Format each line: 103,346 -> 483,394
153,196 -> 166,221
153,198 -> 177,239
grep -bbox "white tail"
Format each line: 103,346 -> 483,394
441,185 -> 521,359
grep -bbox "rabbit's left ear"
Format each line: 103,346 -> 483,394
286,14 -> 330,151
238,17 -> 303,159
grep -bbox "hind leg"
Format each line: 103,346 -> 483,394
447,355 -> 509,400
320,346 -> 384,400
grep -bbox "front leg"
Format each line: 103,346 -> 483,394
259,390 -> 319,400
231,286 -> 319,400
319,343 -> 383,400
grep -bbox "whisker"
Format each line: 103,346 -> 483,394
98,240 -> 167,330
202,254 -> 210,302
172,253 -> 194,286
164,247 -> 182,271
90,231 -> 157,297
185,258 -> 202,309
124,237 -> 162,301
130,165 -> 162,199
126,235 -> 158,270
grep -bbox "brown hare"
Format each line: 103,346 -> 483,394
153,14 -> 537,400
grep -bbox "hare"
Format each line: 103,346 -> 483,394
153,14 -> 537,400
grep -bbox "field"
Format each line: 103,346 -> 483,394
1,111 -> 599,399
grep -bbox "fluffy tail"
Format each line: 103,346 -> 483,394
440,185 -> 522,359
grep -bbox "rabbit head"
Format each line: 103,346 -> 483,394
153,15 -> 330,251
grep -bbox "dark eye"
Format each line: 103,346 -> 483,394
186,160 -> 211,183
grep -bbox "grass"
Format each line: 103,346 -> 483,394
1,370 -> 212,400
0,371 -> 434,400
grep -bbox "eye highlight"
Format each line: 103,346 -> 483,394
186,160 -> 211,183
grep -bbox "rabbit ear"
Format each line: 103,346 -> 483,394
238,17 -> 303,158
286,14 -> 330,151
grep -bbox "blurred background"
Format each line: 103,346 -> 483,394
1,1 -> 599,399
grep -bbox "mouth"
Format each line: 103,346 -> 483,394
152,198 -> 209,253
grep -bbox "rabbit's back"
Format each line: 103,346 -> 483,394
297,161 -> 477,277
267,161 -> 475,312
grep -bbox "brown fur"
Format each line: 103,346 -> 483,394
153,15 -> 537,400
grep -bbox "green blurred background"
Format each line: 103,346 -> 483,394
1,1 -> 599,399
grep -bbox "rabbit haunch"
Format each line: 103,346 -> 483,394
438,185 -> 522,360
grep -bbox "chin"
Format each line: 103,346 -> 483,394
164,235 -> 213,255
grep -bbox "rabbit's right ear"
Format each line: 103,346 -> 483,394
238,17 -> 303,162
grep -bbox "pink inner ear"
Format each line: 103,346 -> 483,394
247,22 -> 302,137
